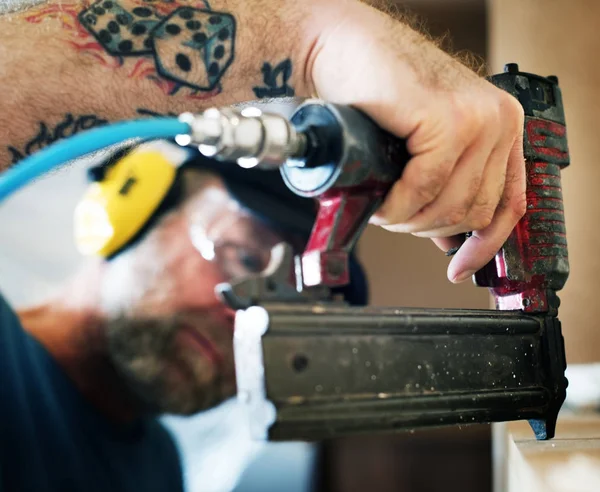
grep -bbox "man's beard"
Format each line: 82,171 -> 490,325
105,309 -> 236,415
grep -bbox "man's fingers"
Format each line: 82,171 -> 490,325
392,125 -> 498,236
361,79 -> 526,284
412,128 -> 512,239
370,96 -> 477,226
448,131 -> 526,283
446,206 -> 518,283
371,151 -> 457,226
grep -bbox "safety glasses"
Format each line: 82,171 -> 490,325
187,185 -> 288,283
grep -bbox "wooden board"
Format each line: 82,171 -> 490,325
494,414 -> 600,492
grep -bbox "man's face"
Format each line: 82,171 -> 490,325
98,171 -> 287,415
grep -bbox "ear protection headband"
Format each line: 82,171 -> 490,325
73,141 -> 191,258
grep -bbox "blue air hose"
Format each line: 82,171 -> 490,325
0,118 -> 190,203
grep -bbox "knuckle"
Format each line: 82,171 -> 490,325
462,99 -> 485,134
413,183 -> 439,206
466,174 -> 482,202
407,167 -> 447,205
468,204 -> 496,230
501,92 -> 525,132
487,102 -> 502,130
449,176 -> 482,226
445,205 -> 469,227
450,94 -> 483,143
506,169 -> 524,192
509,192 -> 527,219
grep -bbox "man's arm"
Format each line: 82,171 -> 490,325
0,0 -> 324,168
0,0 -> 526,282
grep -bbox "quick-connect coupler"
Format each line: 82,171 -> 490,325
178,107 -> 307,169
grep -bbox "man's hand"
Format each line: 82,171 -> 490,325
310,1 -> 527,283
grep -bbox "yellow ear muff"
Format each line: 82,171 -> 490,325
74,146 -> 178,258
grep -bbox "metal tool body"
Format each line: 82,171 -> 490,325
211,64 -> 571,441
227,250 -> 567,441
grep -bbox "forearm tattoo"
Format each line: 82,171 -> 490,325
25,0 -> 236,98
135,108 -> 177,117
6,109 -> 173,163
7,114 -> 108,164
252,58 -> 294,98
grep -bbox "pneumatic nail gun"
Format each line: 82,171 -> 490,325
191,63 -> 570,442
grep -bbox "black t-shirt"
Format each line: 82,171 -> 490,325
0,294 -> 184,492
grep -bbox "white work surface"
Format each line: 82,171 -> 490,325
494,413 -> 600,492
493,363 -> 600,492
0,159 -> 317,492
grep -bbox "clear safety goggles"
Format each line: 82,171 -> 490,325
187,186 -> 289,283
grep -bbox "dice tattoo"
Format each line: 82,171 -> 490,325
79,0 -> 162,56
76,1 -> 236,93
151,7 -> 235,91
